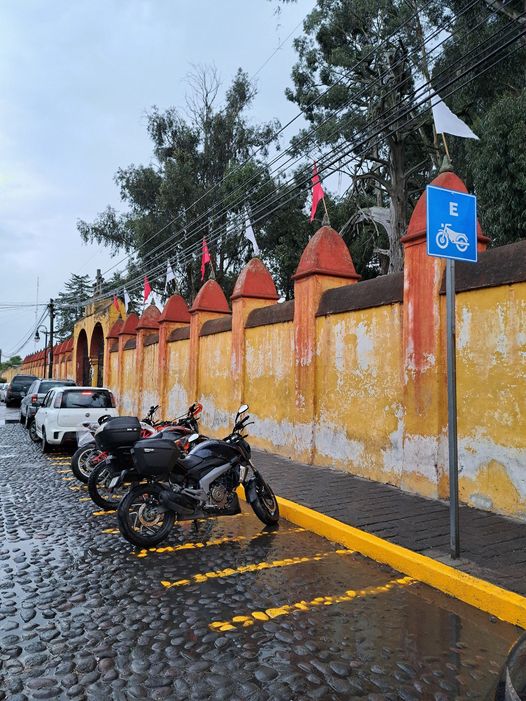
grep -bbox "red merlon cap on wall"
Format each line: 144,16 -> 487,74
107,319 -> 124,339
159,294 -> 191,323
119,313 -> 139,336
292,226 -> 361,282
137,305 -> 161,331
190,280 -> 230,314
231,258 -> 279,301
65,338 -> 74,352
402,170 -> 489,246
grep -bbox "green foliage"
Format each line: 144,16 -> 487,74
0,355 -> 22,373
467,90 -> 526,245
78,67 -> 282,300
55,274 -> 93,339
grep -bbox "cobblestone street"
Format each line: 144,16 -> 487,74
0,420 -> 522,700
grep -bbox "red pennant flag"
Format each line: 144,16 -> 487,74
309,162 -> 325,222
143,275 -> 152,302
201,238 -> 211,281
113,295 -> 120,311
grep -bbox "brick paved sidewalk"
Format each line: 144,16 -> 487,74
255,449 -> 526,597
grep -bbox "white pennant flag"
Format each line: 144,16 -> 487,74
430,92 -> 479,140
164,261 -> 176,293
244,208 -> 260,255
123,288 -> 130,312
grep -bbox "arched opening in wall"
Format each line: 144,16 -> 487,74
76,330 -> 90,386
90,323 -> 105,387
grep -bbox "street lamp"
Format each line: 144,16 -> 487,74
34,325 -> 49,377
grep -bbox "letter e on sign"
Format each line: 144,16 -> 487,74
449,202 -> 458,216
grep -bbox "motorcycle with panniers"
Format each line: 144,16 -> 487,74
116,404 -> 279,547
87,404 -> 202,510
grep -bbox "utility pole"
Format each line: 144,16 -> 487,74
48,299 -> 55,379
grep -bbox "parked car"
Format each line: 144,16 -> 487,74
5,374 -> 38,407
21,378 -> 76,437
0,383 -> 8,402
34,386 -> 118,452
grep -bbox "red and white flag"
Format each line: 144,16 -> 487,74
309,162 -> 325,222
201,238 -> 211,281
143,275 -> 152,302
113,294 -> 120,311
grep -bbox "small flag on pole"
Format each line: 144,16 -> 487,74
310,162 -> 325,222
244,207 -> 260,255
431,93 -> 479,140
113,295 -> 120,312
164,262 -> 176,294
123,288 -> 130,312
143,275 -> 152,302
201,238 -> 211,281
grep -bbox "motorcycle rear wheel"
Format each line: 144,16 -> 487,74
71,445 -> 100,483
117,483 -> 175,547
88,462 -> 129,510
249,477 -> 280,526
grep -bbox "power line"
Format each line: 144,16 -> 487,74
82,2 -> 517,303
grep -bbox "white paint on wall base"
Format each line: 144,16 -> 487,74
381,405 -> 404,480
166,383 -> 189,419
199,394 -> 232,434
401,433 -> 440,485
314,419 -> 365,464
459,433 -> 526,500
251,415 -> 313,456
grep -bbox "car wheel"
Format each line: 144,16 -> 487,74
41,428 -> 51,454
29,420 -> 39,442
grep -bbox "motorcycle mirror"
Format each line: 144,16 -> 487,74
187,433 -> 200,443
237,404 -> 249,416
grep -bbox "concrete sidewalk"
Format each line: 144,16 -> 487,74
255,449 -> 526,597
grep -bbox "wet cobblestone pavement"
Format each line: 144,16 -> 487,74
0,423 -> 522,700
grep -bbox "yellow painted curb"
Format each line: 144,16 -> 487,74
239,487 -> 526,629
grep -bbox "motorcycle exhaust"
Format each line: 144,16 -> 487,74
159,489 -> 196,515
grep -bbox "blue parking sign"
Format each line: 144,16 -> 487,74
426,185 -> 477,263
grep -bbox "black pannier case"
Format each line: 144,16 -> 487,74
95,416 -> 141,450
132,438 -> 182,476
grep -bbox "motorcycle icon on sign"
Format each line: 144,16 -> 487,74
435,223 -> 470,252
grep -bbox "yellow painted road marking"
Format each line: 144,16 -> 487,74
209,575 -> 414,632
103,528 -> 119,534
259,494 -> 526,630
62,477 -> 75,481
79,497 -> 91,502
57,469 -> 70,474
93,510 -> 116,516
161,549 -> 353,589
131,527 -> 305,558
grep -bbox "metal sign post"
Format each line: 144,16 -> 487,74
446,259 -> 459,558
427,185 -> 477,559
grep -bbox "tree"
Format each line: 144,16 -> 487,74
78,66 -> 281,300
55,274 -> 93,339
0,356 -> 22,373
284,0 -> 443,272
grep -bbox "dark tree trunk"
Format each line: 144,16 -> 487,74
388,137 -> 406,273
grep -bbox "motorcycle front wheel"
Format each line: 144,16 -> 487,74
71,445 -> 100,483
88,461 -> 129,510
249,477 -> 280,526
117,483 -> 175,547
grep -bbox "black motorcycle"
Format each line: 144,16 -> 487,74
87,404 -> 202,510
116,404 -> 279,547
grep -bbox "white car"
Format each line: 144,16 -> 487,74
35,386 -> 118,453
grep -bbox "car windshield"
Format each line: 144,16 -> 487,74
61,390 -> 112,409
39,381 -> 72,394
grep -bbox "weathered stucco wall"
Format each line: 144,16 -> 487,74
314,304 -> 404,485
245,321 -> 295,455
163,338 -> 190,419
120,348 -> 136,416
18,172 -> 526,523
455,282 -> 526,519
198,331 -> 235,438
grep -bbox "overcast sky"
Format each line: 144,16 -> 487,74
0,0 -> 315,360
